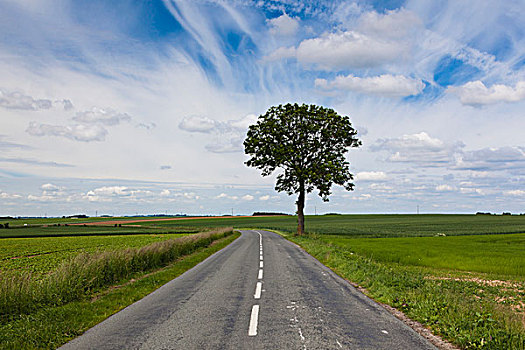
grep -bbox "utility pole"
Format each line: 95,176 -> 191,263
315,206 -> 317,215
231,208 -> 234,216
417,205 -> 419,215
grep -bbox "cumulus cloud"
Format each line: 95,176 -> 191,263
371,132 -> 465,166
259,195 -> 270,201
264,9 -> 421,70
41,183 -> 60,191
72,107 -> 132,126
179,116 -> 217,133
0,191 -> 22,199
91,186 -> 129,196
242,194 -> 254,201
449,81 -> 525,106
26,122 -> 108,142
268,13 -> 300,37
0,89 -> 52,110
356,171 -> 387,181
216,193 -> 239,200
296,31 -> 405,70
315,74 -> 424,97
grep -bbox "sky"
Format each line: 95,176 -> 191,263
0,0 -> 524,217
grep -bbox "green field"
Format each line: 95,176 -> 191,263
320,233 -> 525,277
133,214 -> 525,238
1,214 -> 524,349
0,232 -> 192,276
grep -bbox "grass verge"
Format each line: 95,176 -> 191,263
0,230 -> 239,350
285,232 -> 524,350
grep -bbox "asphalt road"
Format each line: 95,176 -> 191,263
60,230 -> 436,350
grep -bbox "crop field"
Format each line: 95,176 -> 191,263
0,232 -> 191,276
321,233 -> 525,277
1,214 -> 524,348
132,213 -> 525,238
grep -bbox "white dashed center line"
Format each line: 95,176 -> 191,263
248,305 -> 259,336
254,281 -> 262,299
249,231 -> 264,336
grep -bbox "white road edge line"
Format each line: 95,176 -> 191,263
254,282 -> 262,299
248,305 -> 259,336
258,269 -> 263,279
260,261 -> 263,268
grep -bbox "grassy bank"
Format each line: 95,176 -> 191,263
0,228 -> 233,322
287,232 -> 525,349
0,231 -> 240,350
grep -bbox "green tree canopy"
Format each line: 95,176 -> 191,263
244,103 -> 361,235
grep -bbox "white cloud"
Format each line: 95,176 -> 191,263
316,74 -> 424,97
242,194 -> 254,201
0,191 -> 22,199
72,107 -> 132,126
356,171 -> 387,181
26,122 -> 108,142
268,13 -> 300,37
259,195 -> 270,201
505,190 -> 525,196
160,189 -> 170,196
295,31 -> 405,70
265,9 -> 421,71
179,116 -> 217,133
0,89 -> 52,110
215,193 -> 238,200
92,186 -> 129,196
435,184 -> 456,192
41,183 -> 59,191
449,81 -> 525,106
459,187 -> 485,195
371,132 -> 465,166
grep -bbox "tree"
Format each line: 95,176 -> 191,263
243,103 -> 361,235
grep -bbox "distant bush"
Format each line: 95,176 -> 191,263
502,212 -> 512,216
475,212 -> 492,215
0,224 -> 3,229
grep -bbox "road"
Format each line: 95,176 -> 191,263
60,230 -> 436,350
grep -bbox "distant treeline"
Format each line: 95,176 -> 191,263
252,212 -> 290,216
476,212 -> 524,216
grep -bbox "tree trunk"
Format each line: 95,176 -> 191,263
296,181 -> 305,236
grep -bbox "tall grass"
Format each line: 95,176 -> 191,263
0,228 -> 232,321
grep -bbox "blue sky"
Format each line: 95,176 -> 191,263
0,0 -> 524,216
